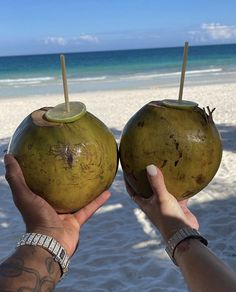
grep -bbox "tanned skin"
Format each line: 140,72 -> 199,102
0,246 -> 60,291
1,154 -> 110,291
2,156 -> 236,291
126,164 -> 236,292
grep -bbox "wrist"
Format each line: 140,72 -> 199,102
165,227 -> 208,265
174,237 -> 206,264
160,223 -> 190,243
26,227 -> 72,256
16,245 -> 61,279
17,233 -> 70,279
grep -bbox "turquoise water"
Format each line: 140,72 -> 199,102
0,44 -> 236,97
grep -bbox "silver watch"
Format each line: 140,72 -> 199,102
165,227 -> 208,265
17,233 -> 70,278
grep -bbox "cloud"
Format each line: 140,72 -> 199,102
43,34 -> 99,46
189,23 -> 236,42
44,37 -> 67,46
202,23 -> 236,40
79,33 -> 99,43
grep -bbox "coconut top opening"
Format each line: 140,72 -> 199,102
162,99 -> 198,109
44,101 -> 86,123
31,101 -> 87,127
148,100 -> 198,110
31,108 -> 62,127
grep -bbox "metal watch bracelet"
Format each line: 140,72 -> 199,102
17,233 -> 70,278
165,227 -> 208,265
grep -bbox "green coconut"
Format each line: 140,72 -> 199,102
119,100 -> 222,200
8,103 -> 118,213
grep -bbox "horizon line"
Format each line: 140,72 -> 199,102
1,42 -> 236,58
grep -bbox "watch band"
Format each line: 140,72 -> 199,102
165,227 -> 208,265
17,233 -> 70,278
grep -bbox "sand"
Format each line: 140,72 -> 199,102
0,83 -> 236,291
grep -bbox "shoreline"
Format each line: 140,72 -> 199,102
1,73 -> 236,99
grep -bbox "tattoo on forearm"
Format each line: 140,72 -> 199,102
0,247 -> 59,291
0,257 -> 24,278
45,257 -> 56,275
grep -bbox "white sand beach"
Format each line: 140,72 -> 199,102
0,83 -> 236,291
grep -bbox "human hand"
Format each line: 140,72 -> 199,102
125,165 -> 199,242
4,154 -> 111,257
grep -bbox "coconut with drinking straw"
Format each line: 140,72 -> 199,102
119,42 -> 222,200
8,55 -> 118,213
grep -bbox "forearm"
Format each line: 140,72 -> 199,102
0,245 -> 61,291
175,239 -> 236,292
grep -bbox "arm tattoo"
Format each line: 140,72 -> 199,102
0,246 -> 60,291
45,257 -> 56,275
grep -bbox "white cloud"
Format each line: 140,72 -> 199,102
79,33 -> 99,43
202,23 -> 236,40
43,34 -> 99,46
44,37 -> 67,46
189,23 -> 236,42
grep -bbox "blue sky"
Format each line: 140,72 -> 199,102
1,0 -> 236,56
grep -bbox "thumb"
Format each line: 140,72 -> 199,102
4,154 -> 41,211
146,164 -> 170,203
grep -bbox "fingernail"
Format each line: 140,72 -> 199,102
146,164 -> 157,176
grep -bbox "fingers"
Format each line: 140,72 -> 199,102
4,154 -> 27,191
124,165 -> 171,207
4,154 -> 39,210
124,176 -> 150,207
146,164 -> 170,203
74,191 -> 111,226
4,154 -> 31,196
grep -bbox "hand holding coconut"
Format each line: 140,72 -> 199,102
126,164 -> 236,292
121,43 -> 236,291
120,42 -> 222,200
2,55 -> 117,287
4,154 -> 110,257
125,164 -> 199,242
2,154 -> 110,289
8,55 -> 118,213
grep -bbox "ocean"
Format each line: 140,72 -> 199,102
0,43 -> 236,97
